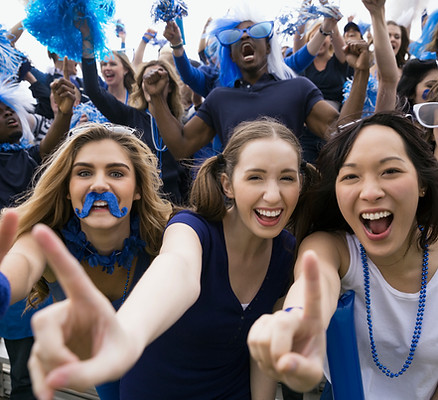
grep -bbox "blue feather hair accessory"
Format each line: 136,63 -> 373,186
0,24 -> 25,79
277,0 -> 342,38
409,9 -> 438,60
23,0 -> 115,62
151,0 -> 188,23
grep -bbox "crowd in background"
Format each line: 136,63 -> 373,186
0,0 -> 438,399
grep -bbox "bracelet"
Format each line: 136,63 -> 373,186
319,26 -> 333,37
284,306 -> 304,312
170,41 -> 184,50
142,32 -> 156,44
0,271 -> 11,318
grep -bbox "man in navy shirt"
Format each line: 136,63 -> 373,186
144,12 -> 369,160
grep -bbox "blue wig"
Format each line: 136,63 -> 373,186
207,4 -> 296,88
0,25 -> 25,79
23,0 -> 115,62
409,9 -> 438,60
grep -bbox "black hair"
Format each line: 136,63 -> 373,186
297,112 -> 438,249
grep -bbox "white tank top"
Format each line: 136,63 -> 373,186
325,233 -> 438,399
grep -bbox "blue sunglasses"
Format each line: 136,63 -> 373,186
215,21 -> 274,46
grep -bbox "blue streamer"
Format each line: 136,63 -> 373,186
410,9 -> 438,60
277,2 -> 343,38
23,0 -> 115,62
0,25 -> 25,79
151,0 -> 188,23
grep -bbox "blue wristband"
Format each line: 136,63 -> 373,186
0,271 -> 11,319
284,306 -> 303,312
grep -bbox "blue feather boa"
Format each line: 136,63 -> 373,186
23,0 -> 115,62
0,25 -> 25,79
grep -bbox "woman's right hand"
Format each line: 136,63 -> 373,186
247,251 -> 326,393
28,224 -> 132,400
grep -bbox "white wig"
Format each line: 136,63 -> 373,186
0,76 -> 34,143
208,2 -> 296,87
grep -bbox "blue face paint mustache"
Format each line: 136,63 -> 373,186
75,192 -> 128,219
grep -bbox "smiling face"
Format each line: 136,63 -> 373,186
387,23 -> 402,56
230,20 -> 270,78
0,102 -> 22,144
100,53 -> 127,88
68,139 -> 140,237
221,137 -> 301,239
335,125 -> 423,261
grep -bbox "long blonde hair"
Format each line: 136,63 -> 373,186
9,123 -> 172,305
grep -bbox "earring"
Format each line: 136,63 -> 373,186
420,189 -> 426,197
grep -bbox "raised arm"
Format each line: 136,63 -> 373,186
144,68 -> 214,158
362,0 -> 398,111
28,221 -> 204,397
337,39 -> 370,123
39,57 -> 75,157
132,29 -> 157,72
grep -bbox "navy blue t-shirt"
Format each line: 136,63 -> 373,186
120,210 -> 295,399
196,73 -> 323,146
303,55 -> 348,105
0,146 -> 41,209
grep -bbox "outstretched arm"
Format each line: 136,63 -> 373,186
247,233 -> 342,392
0,210 -> 47,310
28,222 -> 204,397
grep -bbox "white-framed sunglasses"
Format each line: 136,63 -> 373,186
413,102 -> 438,128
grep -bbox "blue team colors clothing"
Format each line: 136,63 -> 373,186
196,73 -> 323,146
120,210 -> 295,399
0,146 -> 41,209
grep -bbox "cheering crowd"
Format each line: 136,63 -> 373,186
1,0 -> 438,399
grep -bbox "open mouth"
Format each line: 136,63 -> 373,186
255,208 -> 282,222
91,200 -> 109,211
241,42 -> 255,61
6,118 -> 18,127
361,211 -> 393,235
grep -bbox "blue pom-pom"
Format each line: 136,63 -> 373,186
70,101 -> 109,129
151,0 -> 188,23
23,0 -> 115,62
0,271 -> 11,319
277,2 -> 342,38
0,25 -> 25,79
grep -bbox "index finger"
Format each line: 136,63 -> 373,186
63,56 -> 69,79
301,250 -> 322,321
31,224 -> 97,301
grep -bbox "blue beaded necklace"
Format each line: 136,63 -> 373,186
360,237 -> 429,378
